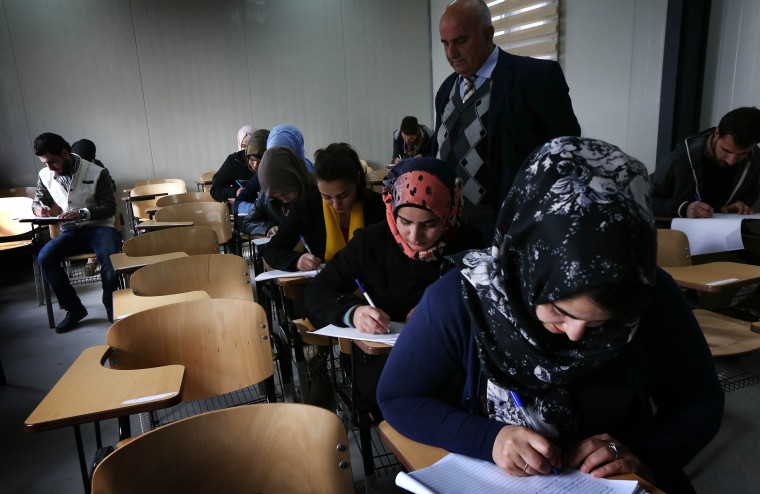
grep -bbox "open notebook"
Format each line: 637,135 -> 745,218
396,453 -> 645,494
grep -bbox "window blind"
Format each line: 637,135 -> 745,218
488,0 -> 559,60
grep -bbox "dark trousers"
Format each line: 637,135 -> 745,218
38,226 -> 121,313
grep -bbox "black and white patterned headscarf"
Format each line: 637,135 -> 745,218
453,137 -> 656,439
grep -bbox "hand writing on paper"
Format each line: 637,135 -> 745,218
33,205 -> 52,217
686,201 -> 714,218
353,305 -> 391,334
721,200 -> 755,215
296,253 -> 321,271
492,425 -> 561,476
563,433 -> 653,482
266,226 -> 279,237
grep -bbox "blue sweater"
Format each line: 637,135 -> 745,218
377,268 -> 723,492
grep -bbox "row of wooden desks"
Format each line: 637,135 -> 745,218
662,261 -> 760,292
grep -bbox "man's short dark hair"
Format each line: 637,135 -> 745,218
399,116 -> 420,136
33,133 -> 71,156
717,107 -> 760,148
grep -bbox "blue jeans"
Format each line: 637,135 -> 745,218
38,226 -> 122,313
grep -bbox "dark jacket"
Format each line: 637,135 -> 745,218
650,127 -> 760,217
240,188 -> 303,237
304,221 -> 484,328
263,189 -> 385,271
392,125 -> 434,161
377,268 -> 724,494
433,48 -> 580,211
232,173 -> 261,214
210,150 -> 252,202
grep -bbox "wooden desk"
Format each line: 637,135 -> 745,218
110,251 -> 189,288
135,220 -> 193,231
122,192 -> 168,202
113,289 -> 211,321
662,261 -> 760,292
353,339 -> 392,356
25,345 -> 184,492
195,179 -> 212,192
377,421 -> 664,494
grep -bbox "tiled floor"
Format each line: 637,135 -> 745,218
1,248 -> 759,493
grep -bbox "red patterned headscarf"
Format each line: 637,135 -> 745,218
382,158 -> 463,261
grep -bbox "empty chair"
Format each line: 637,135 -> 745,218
133,178 -> 186,188
154,202 -> 232,249
106,298 -> 276,429
126,181 -> 187,233
128,253 -> 252,300
198,170 -> 215,192
155,191 -> 213,208
0,197 -> 34,251
121,225 -> 219,257
91,403 -> 354,494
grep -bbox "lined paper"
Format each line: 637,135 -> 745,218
396,453 -> 644,494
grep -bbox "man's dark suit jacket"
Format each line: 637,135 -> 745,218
433,48 -> 581,212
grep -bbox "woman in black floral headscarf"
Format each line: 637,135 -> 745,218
378,137 -> 724,494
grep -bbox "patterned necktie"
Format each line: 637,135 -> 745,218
462,76 -> 476,103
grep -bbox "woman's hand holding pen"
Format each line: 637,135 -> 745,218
686,201 -> 714,218
352,306 -> 391,334
563,433 -> 654,483
296,253 -> 321,271
492,425 -> 561,477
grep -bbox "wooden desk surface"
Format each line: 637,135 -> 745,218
378,421 -> 665,494
135,220 -> 193,231
124,192 -> 169,202
113,289 -> 211,321
353,339 -> 392,356
25,345 -> 184,433
662,261 -> 760,292
110,251 -> 189,274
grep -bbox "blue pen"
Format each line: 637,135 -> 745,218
693,193 -> 702,202
355,278 -> 390,334
235,179 -> 245,188
299,235 -> 313,255
509,390 -> 560,477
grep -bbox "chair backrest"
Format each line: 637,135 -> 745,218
133,178 -> 186,188
121,226 -> 219,256
91,403 -> 354,494
155,192 -> 213,207
656,229 -> 692,267
129,253 -> 252,300
129,182 -> 188,221
154,202 -> 232,245
0,197 -> 33,237
106,299 -> 272,401
200,171 -> 215,193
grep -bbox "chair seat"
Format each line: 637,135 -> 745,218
694,309 -> 760,357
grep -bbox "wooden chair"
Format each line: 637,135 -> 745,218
106,298 -> 276,431
154,202 -> 232,250
657,229 -> 760,356
133,178 -> 186,188
91,403 -> 354,494
126,181 -> 187,234
113,253 -> 254,320
198,170 -> 215,192
0,197 -> 34,252
121,225 -> 219,257
366,167 -> 389,193
155,191 -> 213,207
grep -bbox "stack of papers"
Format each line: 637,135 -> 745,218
253,269 -> 321,282
672,213 -> 760,255
311,322 -> 404,346
396,453 -> 645,494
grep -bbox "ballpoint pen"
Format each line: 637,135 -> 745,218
354,278 -> 390,334
299,235 -> 313,255
509,390 -> 560,477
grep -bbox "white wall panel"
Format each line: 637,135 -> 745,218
702,0 -> 760,128
5,0 -> 152,190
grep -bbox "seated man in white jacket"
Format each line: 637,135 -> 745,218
32,132 -> 121,333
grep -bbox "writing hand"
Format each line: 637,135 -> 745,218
393,157 -> 401,165
563,433 -> 653,482
34,205 -> 51,217
492,425 -> 561,476
352,306 -> 391,334
686,201 -> 714,218
296,253 -> 321,271
266,226 -> 279,237
721,201 -> 755,215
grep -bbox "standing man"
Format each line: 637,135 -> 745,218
651,107 -> 760,218
32,132 -> 121,332
434,0 -> 580,236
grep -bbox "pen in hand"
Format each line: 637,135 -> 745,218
354,278 -> 390,334
299,235 -> 313,254
509,390 -> 560,477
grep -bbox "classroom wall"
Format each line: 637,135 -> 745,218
0,0 -> 432,193
701,0 -> 760,128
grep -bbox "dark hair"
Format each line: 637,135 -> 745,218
313,143 -> 366,190
71,139 -> 97,161
583,283 -> 653,325
717,107 -> 760,148
399,116 -> 419,136
33,133 -> 71,156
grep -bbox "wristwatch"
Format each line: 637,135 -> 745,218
78,209 -> 88,220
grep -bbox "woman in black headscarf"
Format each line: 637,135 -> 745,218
377,137 -> 724,493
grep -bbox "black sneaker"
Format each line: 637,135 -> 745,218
55,305 -> 88,333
